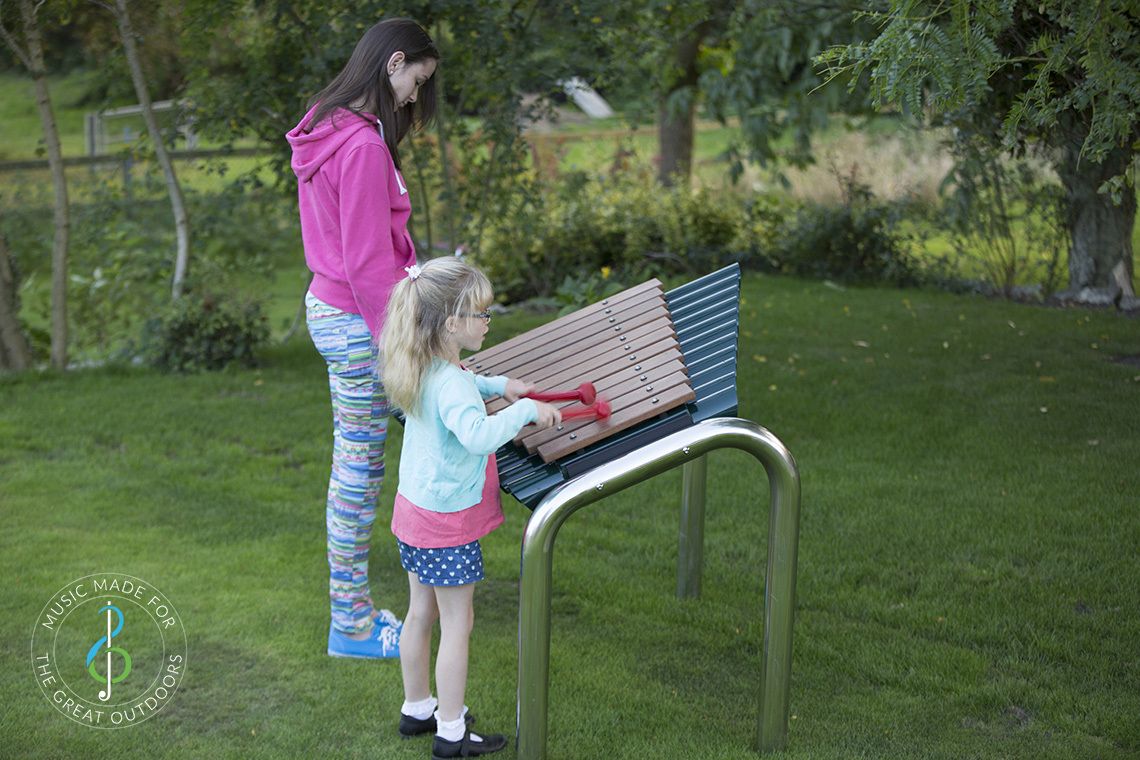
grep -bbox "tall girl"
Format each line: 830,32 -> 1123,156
380,258 -> 561,758
287,18 -> 439,658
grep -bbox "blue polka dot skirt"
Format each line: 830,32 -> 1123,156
397,539 -> 485,586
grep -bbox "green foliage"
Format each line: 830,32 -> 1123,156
766,169 -> 917,286
1,168 -> 291,362
476,168 -> 746,304
817,0 -> 1140,183
142,290 -> 268,372
941,135 -> 1067,296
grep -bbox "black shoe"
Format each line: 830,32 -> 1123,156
399,710 -> 475,739
431,729 -> 507,759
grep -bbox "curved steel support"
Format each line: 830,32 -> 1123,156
517,417 -> 801,758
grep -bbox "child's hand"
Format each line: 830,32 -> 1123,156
531,401 -> 562,430
503,378 -> 534,402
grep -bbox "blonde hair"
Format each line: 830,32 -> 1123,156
380,257 -> 493,415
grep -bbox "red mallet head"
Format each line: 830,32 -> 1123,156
578,382 -> 597,405
593,398 -> 611,419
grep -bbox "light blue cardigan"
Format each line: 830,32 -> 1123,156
397,359 -> 538,513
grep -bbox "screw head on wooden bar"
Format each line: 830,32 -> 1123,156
602,299 -> 609,305
634,365 -> 642,370
569,433 -> 577,440
556,425 -> 563,431
651,397 -> 659,403
646,386 -> 653,391
605,308 -> 611,314
608,318 -> 615,323
628,355 -> 636,360
614,326 -> 621,332
683,446 -> 691,455
619,336 -> 626,341
595,483 -> 604,491
640,375 -> 647,381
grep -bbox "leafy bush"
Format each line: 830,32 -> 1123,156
142,292 -> 268,372
765,171 -> 917,285
476,169 -> 747,303
940,136 -> 1067,297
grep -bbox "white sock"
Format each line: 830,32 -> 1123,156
402,696 -> 437,720
435,708 -> 478,743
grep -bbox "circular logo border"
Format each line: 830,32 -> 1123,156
31,573 -> 188,729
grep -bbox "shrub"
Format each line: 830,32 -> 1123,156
765,171 -> 917,285
142,292 -> 268,372
476,169 -> 747,303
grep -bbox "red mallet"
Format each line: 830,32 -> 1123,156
524,382 -> 596,405
558,398 -> 612,421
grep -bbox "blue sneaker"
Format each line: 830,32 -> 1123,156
327,621 -> 401,659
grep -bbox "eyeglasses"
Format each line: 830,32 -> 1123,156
462,310 -> 492,323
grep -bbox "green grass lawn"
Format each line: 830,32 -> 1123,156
2,273 -> 1138,759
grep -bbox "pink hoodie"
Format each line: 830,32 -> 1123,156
286,106 -> 416,339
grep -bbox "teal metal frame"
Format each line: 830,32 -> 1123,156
516,417 -> 802,758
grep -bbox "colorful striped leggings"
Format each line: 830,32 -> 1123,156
306,292 -> 387,635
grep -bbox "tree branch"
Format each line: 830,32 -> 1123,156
0,2 -> 34,71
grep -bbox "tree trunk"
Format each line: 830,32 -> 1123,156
0,234 -> 32,372
113,0 -> 190,300
1055,140 -> 1136,300
17,0 -> 69,368
434,21 -> 457,254
657,26 -> 707,188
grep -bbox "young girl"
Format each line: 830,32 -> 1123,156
380,258 -> 560,758
286,18 -> 438,657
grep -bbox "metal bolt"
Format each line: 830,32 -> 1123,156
602,299 -> 609,305
608,318 -> 615,323
595,483 -> 604,491
651,397 -> 659,403
556,425 -> 564,431
634,365 -> 642,370
640,375 -> 647,381
646,386 -> 654,392
683,446 -> 691,455
604,308 -> 611,314
569,433 -> 577,440
613,326 -> 621,332
624,346 -> 631,351
619,336 -> 626,341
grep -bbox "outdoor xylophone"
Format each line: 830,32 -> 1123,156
472,263 -> 743,509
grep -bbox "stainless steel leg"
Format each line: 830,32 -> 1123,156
677,455 -> 708,598
517,417 -> 801,758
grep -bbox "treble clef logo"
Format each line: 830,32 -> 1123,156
85,601 -> 132,702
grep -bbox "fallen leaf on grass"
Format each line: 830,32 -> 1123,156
853,340 -> 870,348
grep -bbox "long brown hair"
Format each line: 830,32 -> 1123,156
307,18 -> 438,169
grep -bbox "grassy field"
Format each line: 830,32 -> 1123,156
2,272 -> 1138,759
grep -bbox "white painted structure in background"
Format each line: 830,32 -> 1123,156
559,78 -> 615,119
84,100 -> 197,156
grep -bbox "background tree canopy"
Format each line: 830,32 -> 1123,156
818,0 -> 1140,302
